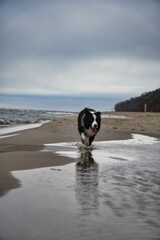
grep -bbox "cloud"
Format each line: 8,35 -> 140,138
0,0 -> 160,98
1,57 -> 160,96
1,0 -> 160,59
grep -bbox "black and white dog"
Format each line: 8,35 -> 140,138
78,108 -> 101,147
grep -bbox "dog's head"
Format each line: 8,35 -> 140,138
82,108 -> 101,135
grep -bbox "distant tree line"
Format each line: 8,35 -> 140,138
114,88 -> 160,112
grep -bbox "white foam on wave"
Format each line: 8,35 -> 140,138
102,114 -> 128,119
44,134 -> 159,162
45,134 -> 158,149
0,121 -> 49,138
0,134 -> 19,139
99,134 -> 158,145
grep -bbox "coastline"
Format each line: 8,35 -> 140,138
0,112 -> 160,196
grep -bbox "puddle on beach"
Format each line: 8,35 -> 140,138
0,135 -> 160,240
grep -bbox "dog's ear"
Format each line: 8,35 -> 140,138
96,111 -> 101,115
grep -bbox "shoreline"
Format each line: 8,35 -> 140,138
0,112 -> 160,196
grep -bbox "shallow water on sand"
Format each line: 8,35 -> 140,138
0,135 -> 160,240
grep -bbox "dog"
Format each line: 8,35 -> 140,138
78,108 -> 101,147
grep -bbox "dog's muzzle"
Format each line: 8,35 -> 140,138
91,127 -> 97,134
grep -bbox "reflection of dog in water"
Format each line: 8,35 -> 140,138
77,149 -> 97,169
76,148 -> 99,214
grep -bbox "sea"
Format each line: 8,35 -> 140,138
0,108 -> 76,125
0,94 -> 119,112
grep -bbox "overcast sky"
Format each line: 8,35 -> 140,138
0,0 -> 160,98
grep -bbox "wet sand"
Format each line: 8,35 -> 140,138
0,112 -> 160,196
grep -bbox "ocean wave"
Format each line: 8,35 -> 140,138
0,108 -> 75,126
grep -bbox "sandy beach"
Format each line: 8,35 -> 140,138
0,112 -> 160,196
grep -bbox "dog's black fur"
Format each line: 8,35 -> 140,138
78,108 -> 101,146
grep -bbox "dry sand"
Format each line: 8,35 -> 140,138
0,112 -> 160,196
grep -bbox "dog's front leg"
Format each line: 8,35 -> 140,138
81,133 -> 89,147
